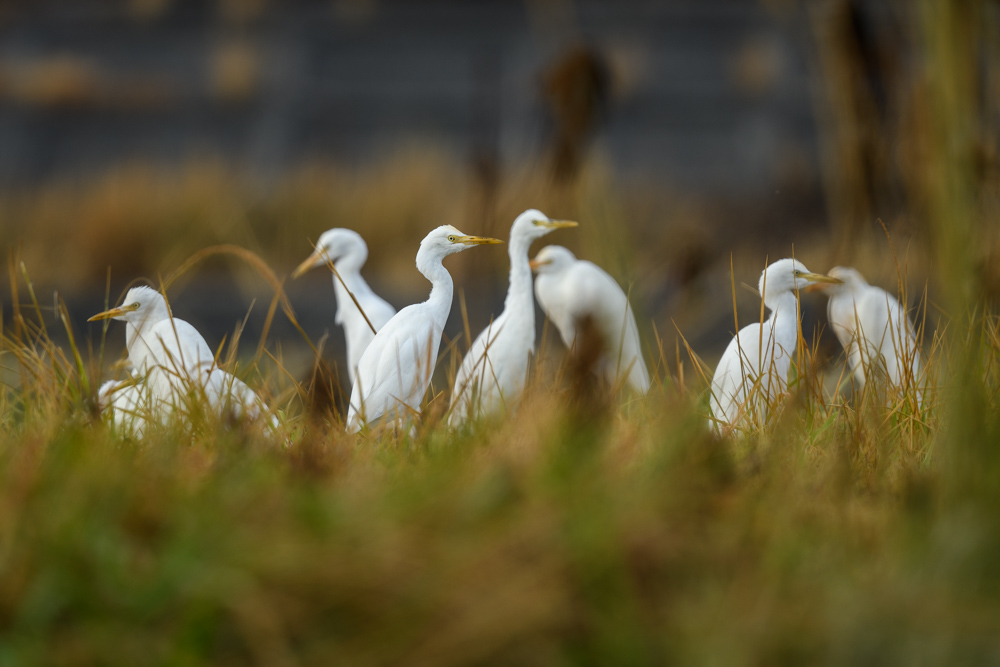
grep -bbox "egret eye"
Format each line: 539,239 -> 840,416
532,219 -> 545,226
793,270 -> 802,277
447,235 -> 457,242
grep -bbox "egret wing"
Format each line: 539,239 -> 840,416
349,306 -> 440,428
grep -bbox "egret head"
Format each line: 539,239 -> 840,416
511,209 -> 578,244
88,286 -> 171,325
529,245 -> 577,274
293,228 -> 368,278
418,225 -> 503,259
759,258 -> 841,305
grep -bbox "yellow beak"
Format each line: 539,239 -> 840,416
291,249 -> 328,279
88,303 -> 139,322
456,235 -> 503,246
802,273 -> 843,292
535,219 -> 578,229
529,258 -> 551,271
801,272 -> 842,284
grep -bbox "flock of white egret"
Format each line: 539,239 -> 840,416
90,208 -> 924,436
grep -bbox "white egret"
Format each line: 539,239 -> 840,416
530,245 -> 650,393
812,266 -> 922,403
89,286 -> 274,427
346,226 -> 502,432
709,258 -> 841,431
449,210 -> 577,426
291,228 -> 396,385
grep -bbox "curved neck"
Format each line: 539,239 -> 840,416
503,233 -> 536,318
417,252 -> 454,327
766,292 -> 800,348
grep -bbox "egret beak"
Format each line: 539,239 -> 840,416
88,303 -> 139,322
456,235 -> 503,246
291,249 -> 328,279
534,219 -> 578,229
529,258 -> 551,271
801,273 -> 843,292
802,272 -> 842,284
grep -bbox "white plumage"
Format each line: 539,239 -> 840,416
530,245 -> 650,393
97,378 -> 147,437
449,210 -> 577,426
292,228 -> 396,385
815,266 -> 922,403
709,258 -> 841,432
346,226 -> 502,432
89,286 -> 274,427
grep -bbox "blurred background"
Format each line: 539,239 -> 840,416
0,0 -> 996,386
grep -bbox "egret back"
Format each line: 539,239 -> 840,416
537,260 -> 649,392
449,309 -> 531,425
831,286 -> 923,405
131,318 -> 215,376
576,262 -> 649,392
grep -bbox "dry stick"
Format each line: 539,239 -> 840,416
459,288 -> 472,353
327,258 -> 378,336
6,250 -> 29,391
260,347 -> 304,404
156,275 -> 194,375
19,261 -> 47,339
429,340 -> 467,430
163,244 -> 319,356
670,320 -> 712,391
735,256 -> 766,431
651,321 -> 668,391
476,320 -> 504,417
96,266 -> 114,388
230,299 -> 255,367
55,293 -> 89,396
255,288 -> 283,365
731,256 -> 759,430
7,248 -> 22,342
879,218 -> 922,411
673,332 -> 685,394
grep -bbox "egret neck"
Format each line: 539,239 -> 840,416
759,289 -> 799,379
416,241 -> 455,334
502,230 -> 537,341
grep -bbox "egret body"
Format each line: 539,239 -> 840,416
449,210 -> 577,425
292,228 -> 396,384
530,245 -> 650,393
709,258 -> 840,431
347,226 -> 502,431
89,286 -> 273,426
815,267 -> 922,402
97,378 -> 147,437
